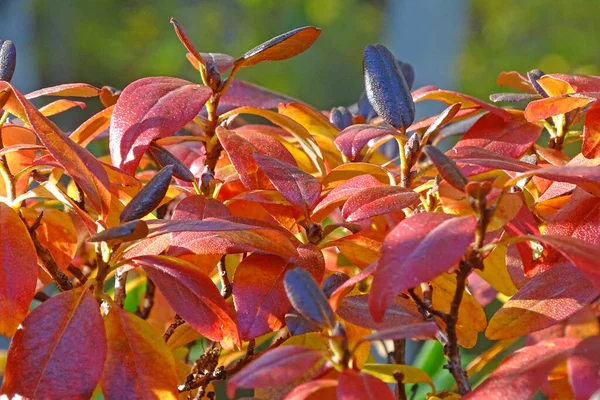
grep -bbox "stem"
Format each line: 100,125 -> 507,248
164,314 -> 185,342
114,270 -> 128,308
396,134 -> 410,188
217,256 -> 232,299
393,340 -> 407,400
0,132 -> 15,204
136,278 -> 156,319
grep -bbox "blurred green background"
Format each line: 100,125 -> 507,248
1,0 -> 597,129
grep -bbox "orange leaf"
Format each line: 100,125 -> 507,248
0,202 -> 38,337
1,286 -> 106,399
25,83 -> 101,99
101,305 -> 178,400
39,99 -> 85,117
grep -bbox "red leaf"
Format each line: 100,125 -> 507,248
485,263 -> 598,340
525,94 -> 596,122
25,83 -> 101,99
109,77 -> 212,174
254,152 -> 321,212
1,286 -> 107,399
455,112 -> 543,159
567,336 -> 600,400
132,255 -> 241,350
285,379 -> 338,400
312,174 -> 382,222
233,244 -> 325,340
465,338 -> 580,400
364,321 -> 438,342
337,295 -> 423,330
337,369 -> 395,400
0,203 -> 38,337
101,306 -> 178,400
447,146 -> 538,174
342,186 -> 419,222
221,80 -> 300,110
329,263 -> 377,311
1,82 -> 111,215
234,127 -> 298,166
507,163 -> 600,197
536,153 -> 600,202
369,213 -> 476,321
514,235 -> 600,291
334,124 -> 397,161
226,345 -> 324,397
582,103 -> 600,159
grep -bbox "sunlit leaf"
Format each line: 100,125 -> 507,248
132,255 -> 240,349
25,83 -> 101,99
342,185 -> 419,222
486,263 -> 598,340
362,364 -> 435,391
101,305 -> 178,400
233,244 -> 325,340
524,94 -> 595,122
582,104 -> 600,159
234,26 -> 321,69
1,286 -> 106,399
364,321 -> 438,342
370,212 -> 476,321
285,379 -> 338,400
109,77 -> 212,174
279,102 -> 338,140
0,203 -> 38,337
465,338 -> 580,400
334,125 -> 397,161
39,99 -> 85,117
337,295 -> 422,330
337,368 -> 395,400
226,345 -> 324,397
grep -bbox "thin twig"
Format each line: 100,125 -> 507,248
217,256 -> 231,299
34,292 -> 51,302
136,278 -> 156,319
163,314 -> 185,342
67,264 -> 88,284
393,340 -> 407,400
27,213 -> 72,291
114,270 -> 128,308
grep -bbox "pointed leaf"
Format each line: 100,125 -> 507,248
370,213 -> 476,321
456,112 -> 543,160
447,146 -> 537,174
120,166 -> 173,222
582,104 -> 600,159
109,77 -> 212,174
334,124 -> 397,161
362,364 -> 435,391
39,99 -> 86,117
221,80 -> 299,109
363,44 -> 415,130
342,186 -> 419,222
465,338 -> 580,400
254,152 -> 321,212
0,203 -> 37,337
337,369 -> 395,400
1,82 -> 111,215
235,26 -> 321,68
486,263 -> 598,340
312,174 -> 382,221
133,255 -> 240,349
25,83 -> 101,99
227,345 -> 324,397
233,244 -> 325,340
0,286 -> 107,399
88,219 -> 149,244
337,295 -> 422,330
567,336 -> 600,400
101,305 -> 178,400
364,321 -> 438,342
423,145 -> 468,191
284,267 -> 335,329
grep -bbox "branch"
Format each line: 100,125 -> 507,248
114,270 -> 128,308
27,213 -> 72,291
136,278 -> 155,319
163,314 -> 185,342
393,340 -> 407,400
217,256 -> 231,299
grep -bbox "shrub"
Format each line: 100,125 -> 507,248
1,18 -> 599,400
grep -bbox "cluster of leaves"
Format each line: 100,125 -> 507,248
1,17 -> 599,400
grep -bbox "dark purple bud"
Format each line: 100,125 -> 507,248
321,273 -> 350,298
120,166 -> 173,223
363,44 -> 415,130
397,60 -> 415,91
148,142 -> 196,183
0,40 -> 17,82
527,69 -> 548,98
284,268 -> 336,329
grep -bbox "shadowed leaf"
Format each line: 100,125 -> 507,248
567,336 -> 600,400
88,219 -> 149,244
423,145 -> 468,191
364,321 -> 438,342
148,142 -> 195,182
120,166 -> 173,223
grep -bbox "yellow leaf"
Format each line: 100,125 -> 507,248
477,236 -> 518,296
362,364 -> 435,393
